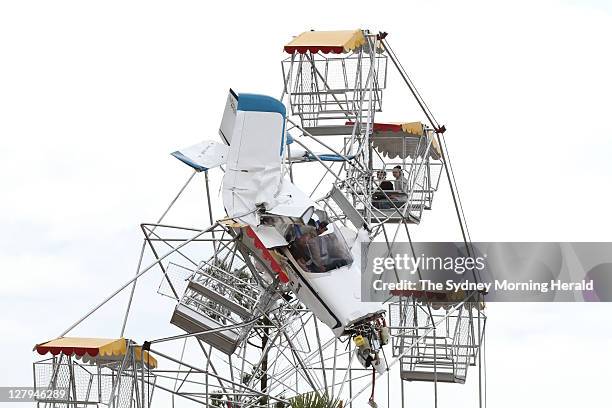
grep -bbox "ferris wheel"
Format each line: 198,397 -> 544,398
32,29 -> 487,408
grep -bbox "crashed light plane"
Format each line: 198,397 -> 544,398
172,89 -> 389,371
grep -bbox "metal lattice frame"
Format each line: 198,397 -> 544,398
33,29 -> 487,408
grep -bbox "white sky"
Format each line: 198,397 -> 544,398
1,0 -> 611,407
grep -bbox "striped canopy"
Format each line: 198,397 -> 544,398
284,30 -> 366,54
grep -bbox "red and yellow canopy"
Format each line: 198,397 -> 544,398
284,30 -> 366,54
346,121 -> 441,159
35,337 -> 157,368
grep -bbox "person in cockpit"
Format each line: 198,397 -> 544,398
288,221 -> 352,273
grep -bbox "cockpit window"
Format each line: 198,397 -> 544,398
286,223 -> 353,273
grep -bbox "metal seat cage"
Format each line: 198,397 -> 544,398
282,44 -> 387,128
33,349 -> 155,408
388,299 -> 485,383
169,228 -> 274,354
336,140 -> 443,224
181,257 -> 262,327
370,161 -> 443,212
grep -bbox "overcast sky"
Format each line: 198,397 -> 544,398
1,1 -> 611,407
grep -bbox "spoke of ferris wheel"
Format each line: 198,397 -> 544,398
267,347 -> 289,394
141,224 -> 198,272
227,353 -> 241,403
144,378 -> 209,406
273,311 -> 312,356
335,348 -> 356,399
299,130 -> 368,200
303,349 -> 359,375
286,118 -> 363,167
141,223 -> 245,277
170,336 -> 188,402
242,329 -> 284,391
279,53 -> 295,102
240,336 -> 325,408
138,226 -> 247,302
309,159 -> 340,199
194,339 -> 233,396
266,336 -> 336,396
285,119 -> 357,168
331,338 -> 341,398
162,381 -> 270,407
329,372 -> 372,389
262,311 -> 323,392
318,199 -> 349,229
147,347 -> 287,404
59,223 -> 218,337
377,224 -> 402,283
203,310 -> 314,396
382,36 -> 476,271
290,137 -> 374,216
203,170 -> 218,250
201,239 -> 249,277
159,301 -> 280,347
267,318 -> 325,381
266,333 -> 316,395
120,170 -> 197,336
267,330 -> 323,393
313,317 -> 329,392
